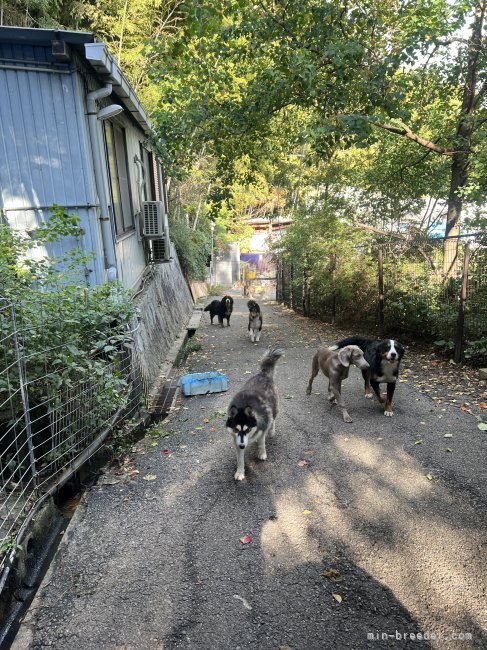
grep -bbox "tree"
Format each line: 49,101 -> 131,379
149,0 -> 487,274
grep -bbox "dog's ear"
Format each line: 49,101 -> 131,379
338,347 -> 351,367
244,406 -> 254,418
227,406 -> 238,422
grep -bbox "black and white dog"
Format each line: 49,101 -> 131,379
226,346 -> 283,480
204,295 -> 234,327
330,336 -> 404,417
247,300 -> 263,342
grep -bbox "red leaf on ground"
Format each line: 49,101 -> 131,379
239,535 -> 252,544
162,449 -> 170,455
297,460 -> 308,467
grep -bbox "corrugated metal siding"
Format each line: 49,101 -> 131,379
0,66 -> 91,209
0,45 -> 106,284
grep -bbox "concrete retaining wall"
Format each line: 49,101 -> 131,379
133,247 -> 194,392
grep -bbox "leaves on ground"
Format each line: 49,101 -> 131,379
143,474 -> 157,481
322,569 -> 342,582
239,535 -> 252,544
332,593 -> 343,603
297,460 -> 308,467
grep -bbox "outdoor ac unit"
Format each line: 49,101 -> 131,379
142,201 -> 166,237
148,237 -> 171,263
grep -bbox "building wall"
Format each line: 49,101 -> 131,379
0,43 -> 106,283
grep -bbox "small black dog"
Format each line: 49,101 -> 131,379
204,295 -> 234,327
330,335 -> 405,417
247,300 -> 263,342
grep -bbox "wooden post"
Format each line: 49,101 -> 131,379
454,241 -> 470,364
378,248 -> 384,337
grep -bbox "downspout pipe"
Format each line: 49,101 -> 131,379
87,83 -> 118,281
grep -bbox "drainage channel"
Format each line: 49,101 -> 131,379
1,360 -> 186,648
0,318 -> 198,648
0,454 -> 108,649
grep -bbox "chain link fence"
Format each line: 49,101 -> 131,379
276,236 -> 487,363
0,292 -> 148,587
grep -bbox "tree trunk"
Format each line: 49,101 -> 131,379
442,0 -> 486,277
443,153 -> 467,277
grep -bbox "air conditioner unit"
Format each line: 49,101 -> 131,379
146,237 -> 172,264
142,201 -> 166,237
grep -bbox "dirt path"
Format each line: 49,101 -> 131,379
14,294 -> 487,650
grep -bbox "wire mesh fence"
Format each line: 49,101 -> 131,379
276,236 -> 487,363
0,291 -> 148,583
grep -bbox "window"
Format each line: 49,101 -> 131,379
139,144 -> 156,201
104,122 -> 134,235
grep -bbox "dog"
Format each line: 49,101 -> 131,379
247,300 -> 263,342
306,344 -> 369,422
330,336 -> 404,416
226,346 -> 283,480
204,295 -> 234,327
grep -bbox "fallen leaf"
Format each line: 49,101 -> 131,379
414,440 -> 423,445
479,402 -> 487,410
162,449 -> 170,455
128,469 -> 139,476
239,535 -> 252,544
332,594 -> 342,603
143,474 -> 157,481
445,448 -> 453,452
478,423 -> 487,431
303,509 -> 312,515
322,569 -> 342,582
443,433 -> 453,438
209,427 -> 216,432
203,418 -> 209,423
297,460 -> 308,467
426,473 -> 433,481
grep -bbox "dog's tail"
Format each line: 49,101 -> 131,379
204,303 -> 212,312
329,335 -> 374,352
260,346 -> 283,375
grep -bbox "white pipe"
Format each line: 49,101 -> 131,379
87,83 -> 118,281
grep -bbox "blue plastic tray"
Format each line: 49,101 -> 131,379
179,371 -> 228,396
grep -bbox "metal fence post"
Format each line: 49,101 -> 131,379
10,304 -> 38,488
454,242 -> 471,364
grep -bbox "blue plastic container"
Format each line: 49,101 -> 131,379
179,372 -> 228,397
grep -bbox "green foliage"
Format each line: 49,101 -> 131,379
183,336 -> 202,358
168,218 -> 210,280
0,207 -> 135,470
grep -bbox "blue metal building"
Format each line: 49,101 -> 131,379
0,26 -> 166,289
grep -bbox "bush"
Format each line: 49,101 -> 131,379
169,219 -> 210,280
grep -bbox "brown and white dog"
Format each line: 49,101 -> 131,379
306,344 -> 369,422
330,336 -> 405,416
247,300 -> 263,342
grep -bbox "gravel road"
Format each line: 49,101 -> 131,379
13,294 -> 487,650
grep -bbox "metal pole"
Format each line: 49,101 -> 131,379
210,222 -> 215,286
10,305 -> 38,489
378,248 -> 384,337
454,242 -> 470,364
